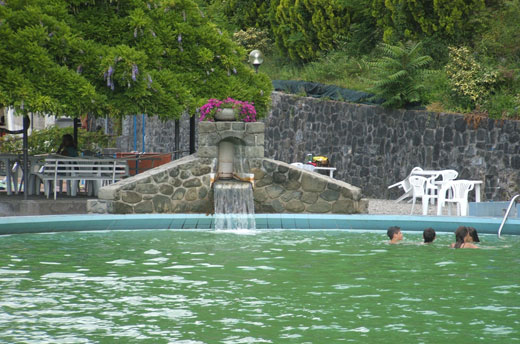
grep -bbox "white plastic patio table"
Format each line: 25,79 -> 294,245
313,166 -> 336,178
435,180 -> 483,215
411,170 -> 441,178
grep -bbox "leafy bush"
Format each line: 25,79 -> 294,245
482,91 -> 520,119
233,28 -> 272,54
367,41 -> 433,108
476,0 -> 520,64
445,46 -> 499,106
371,0 -> 486,42
0,126 -> 115,155
269,0 -> 351,61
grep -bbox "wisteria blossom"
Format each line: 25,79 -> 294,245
131,64 -> 139,81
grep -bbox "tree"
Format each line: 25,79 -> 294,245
0,0 -> 272,120
371,0 -> 486,43
269,0 -> 351,62
368,41 -> 432,108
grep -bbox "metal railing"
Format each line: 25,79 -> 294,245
497,194 -> 520,238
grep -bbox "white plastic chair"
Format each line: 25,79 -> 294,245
408,175 -> 434,215
388,167 -> 423,202
440,169 -> 458,181
428,169 -> 458,205
438,180 -> 475,216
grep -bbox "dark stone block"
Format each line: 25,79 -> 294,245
454,118 -> 466,132
152,195 -> 172,213
183,178 -> 202,188
122,191 -> 142,204
134,200 -> 154,213
152,172 -> 168,183
320,189 -> 340,201
288,168 -> 301,181
190,200 -> 213,214
198,187 -> 208,199
412,132 -> 421,146
277,165 -> 289,173
273,172 -> 287,184
271,199 -> 284,213
443,128 -> 453,142
159,184 -> 174,196
512,156 -> 520,169
113,202 -> 133,214
423,129 -> 435,146
262,160 -> 276,172
476,128 -> 487,142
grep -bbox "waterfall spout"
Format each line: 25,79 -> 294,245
213,180 -> 256,230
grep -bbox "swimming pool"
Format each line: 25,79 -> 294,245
0,229 -> 518,343
1,214 -> 519,235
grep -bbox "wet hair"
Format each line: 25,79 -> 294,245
423,228 -> 436,243
387,226 -> 401,240
467,227 -> 480,243
454,226 -> 469,248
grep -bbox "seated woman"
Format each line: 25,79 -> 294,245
57,134 -> 78,157
451,226 -> 479,249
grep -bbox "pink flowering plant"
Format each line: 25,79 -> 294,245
199,97 -> 257,122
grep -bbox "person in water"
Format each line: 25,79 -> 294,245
451,226 -> 479,249
467,227 -> 480,244
57,134 -> 78,157
387,226 -> 403,244
423,228 -> 436,244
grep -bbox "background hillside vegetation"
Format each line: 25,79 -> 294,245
197,0 -> 520,119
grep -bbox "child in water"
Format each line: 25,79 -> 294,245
451,226 -> 479,249
423,228 -> 436,244
387,226 -> 403,244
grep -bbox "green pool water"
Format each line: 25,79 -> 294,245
0,230 -> 519,343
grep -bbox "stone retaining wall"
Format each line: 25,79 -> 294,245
252,159 -> 366,213
265,92 -> 520,200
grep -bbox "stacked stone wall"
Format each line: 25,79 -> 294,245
88,156 -> 367,214
252,159 -> 366,213
88,120 -> 367,214
265,92 -> 520,200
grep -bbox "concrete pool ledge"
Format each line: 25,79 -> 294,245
0,214 -> 518,236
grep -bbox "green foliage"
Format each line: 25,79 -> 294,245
367,41 -> 433,108
476,0 -> 520,64
334,0 -> 380,56
219,0 -> 271,31
261,51 -> 372,92
483,92 -> 520,119
0,0 -> 272,120
233,28 -> 272,54
0,126 -> 114,155
445,46 -> 499,106
269,0 -> 351,61
371,0 -> 486,42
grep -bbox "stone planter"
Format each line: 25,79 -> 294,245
215,108 -> 236,121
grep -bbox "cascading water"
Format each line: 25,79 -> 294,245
213,180 -> 256,230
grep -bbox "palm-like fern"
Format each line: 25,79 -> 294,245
368,41 -> 433,108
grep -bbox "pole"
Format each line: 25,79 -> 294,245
175,119 -> 180,160
133,115 -> 137,152
22,115 -> 29,200
142,113 -> 145,153
189,115 -> 195,154
73,117 -> 80,149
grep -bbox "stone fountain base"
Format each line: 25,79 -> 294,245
87,122 -> 368,214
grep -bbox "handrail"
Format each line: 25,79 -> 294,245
498,194 -> 520,238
